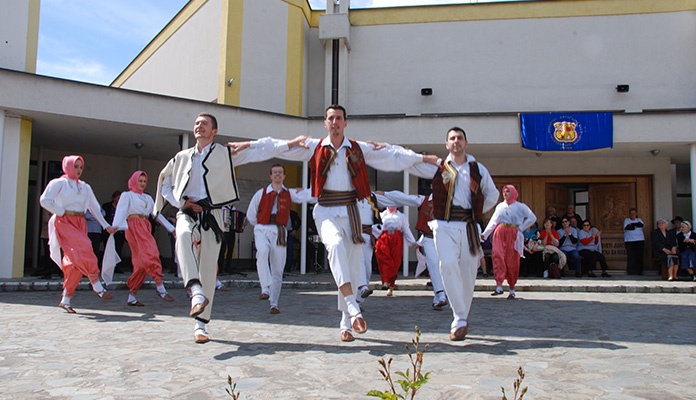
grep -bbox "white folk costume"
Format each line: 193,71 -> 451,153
39,155 -> 119,313
155,138 -> 290,336
112,171 -> 175,306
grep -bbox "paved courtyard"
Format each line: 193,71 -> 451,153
0,275 -> 695,399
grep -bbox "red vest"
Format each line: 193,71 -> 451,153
310,139 -> 371,200
431,160 -> 484,222
256,188 -> 291,226
414,196 -> 434,234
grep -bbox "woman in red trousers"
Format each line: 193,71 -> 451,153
112,171 -> 176,306
374,207 -> 418,296
40,155 -> 118,313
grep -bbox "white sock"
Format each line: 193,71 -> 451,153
216,280 -> 223,289
195,320 -> 207,332
92,281 -> 105,294
156,284 -> 167,294
344,295 -> 361,317
496,286 -> 503,293
509,289 -> 516,296
61,295 -> 71,306
190,284 -> 205,305
128,294 -> 138,303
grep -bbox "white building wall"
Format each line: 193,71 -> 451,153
0,0 -> 33,72
119,0 -> 222,102
343,12 -> 696,116
239,1 -> 289,114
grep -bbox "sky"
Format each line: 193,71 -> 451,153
37,0 -> 510,86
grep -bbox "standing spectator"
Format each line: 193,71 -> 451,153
652,218 -> 679,281
558,217 -> 582,277
561,204 -> 583,227
481,185 -> 536,299
623,208 -> 646,275
103,190 -> 126,273
84,209 -> 104,270
676,221 -> 696,281
218,204 -> 237,275
39,155 -> 118,313
578,219 -> 611,277
546,206 -> 562,230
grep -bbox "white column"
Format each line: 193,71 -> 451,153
691,143 -> 696,221
300,160 -> 309,275
402,172 -> 410,276
0,110 -> 5,190
0,113 -> 21,278
181,132 -> 189,150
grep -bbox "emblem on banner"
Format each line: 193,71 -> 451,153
553,121 -> 578,142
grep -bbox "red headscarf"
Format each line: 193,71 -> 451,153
61,155 -> 84,182
128,171 -> 147,194
504,184 -> 518,205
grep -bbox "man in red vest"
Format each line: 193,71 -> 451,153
275,105 -> 439,342
246,164 -> 313,314
429,127 -> 499,341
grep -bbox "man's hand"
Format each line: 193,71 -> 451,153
422,154 -> 441,166
288,135 -> 310,149
183,198 -> 203,214
366,141 -> 387,150
226,141 -> 251,154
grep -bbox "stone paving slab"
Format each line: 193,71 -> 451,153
0,284 -> 695,399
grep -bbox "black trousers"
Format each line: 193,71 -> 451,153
625,240 -> 644,275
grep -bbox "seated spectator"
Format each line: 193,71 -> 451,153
540,218 -> 566,277
521,222 -> 544,277
652,218 -> 679,281
668,216 -> 683,238
676,221 -> 696,281
557,217 -> 582,277
577,219 -> 611,278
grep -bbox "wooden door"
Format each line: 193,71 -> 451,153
588,183 -> 636,268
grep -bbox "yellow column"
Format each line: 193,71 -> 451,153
218,0 -> 245,106
285,4 -> 305,116
12,118 -> 32,277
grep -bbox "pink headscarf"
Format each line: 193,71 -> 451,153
128,171 -> 147,194
504,184 -> 518,205
61,155 -> 84,182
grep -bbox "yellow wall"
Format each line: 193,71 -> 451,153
218,0 -> 244,106
13,118 -> 32,277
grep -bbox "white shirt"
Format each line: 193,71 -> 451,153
40,177 -> 110,229
112,191 -> 174,233
481,201 -> 536,239
446,154 -> 499,212
373,209 -> 417,246
623,217 -> 646,242
247,185 -> 315,226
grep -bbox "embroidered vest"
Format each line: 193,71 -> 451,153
415,196 -> 434,234
257,188 -> 291,226
310,139 -> 371,200
431,161 -> 484,223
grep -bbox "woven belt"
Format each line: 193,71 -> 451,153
500,223 -> 518,228
318,190 -> 357,207
64,211 -> 84,216
128,214 -> 149,219
449,206 -> 472,221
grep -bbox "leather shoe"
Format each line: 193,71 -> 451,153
507,294 -> 516,300
159,292 -> 174,302
490,290 -> 503,296
189,297 -> 209,318
94,290 -> 114,300
352,316 -> 367,334
127,300 -> 145,307
432,299 -> 447,311
270,306 -> 280,314
360,288 -> 374,299
259,292 -> 270,300
340,331 -> 355,342
450,325 -> 468,341
194,332 -> 210,344
58,303 -> 76,314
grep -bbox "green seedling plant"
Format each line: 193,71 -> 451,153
367,326 -> 431,400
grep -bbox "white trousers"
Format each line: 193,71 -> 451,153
431,220 -> 481,330
422,236 -> 447,304
359,232 -> 373,288
175,209 -> 223,323
253,224 -> 286,307
313,204 -> 362,314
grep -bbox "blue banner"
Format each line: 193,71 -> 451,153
519,112 -> 613,152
